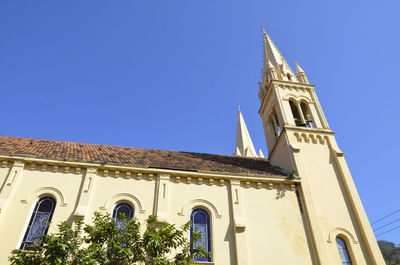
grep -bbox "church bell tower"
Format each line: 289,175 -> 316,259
258,28 -> 385,265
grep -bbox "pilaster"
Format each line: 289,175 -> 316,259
290,147 -> 333,265
229,179 -> 249,265
73,167 -> 98,220
0,160 -> 25,214
154,173 -> 170,222
325,137 -> 386,265
295,102 -> 306,124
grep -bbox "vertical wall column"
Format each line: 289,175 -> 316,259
271,112 -> 280,137
290,146 -> 333,265
0,161 -> 25,215
308,103 -> 322,128
310,90 -> 329,129
73,167 -> 98,220
229,179 -> 249,265
326,137 -> 386,265
295,102 -> 306,124
273,86 -> 292,126
154,173 -> 170,222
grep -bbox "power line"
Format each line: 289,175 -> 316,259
371,208 -> 400,225
374,217 -> 400,231
375,224 -> 400,237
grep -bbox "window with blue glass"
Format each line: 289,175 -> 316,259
20,196 -> 56,250
190,208 -> 211,262
112,202 -> 134,229
336,237 -> 353,265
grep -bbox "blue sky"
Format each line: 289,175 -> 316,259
1,0 -> 400,244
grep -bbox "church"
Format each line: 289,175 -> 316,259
0,29 -> 385,264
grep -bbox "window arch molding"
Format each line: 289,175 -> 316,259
328,228 -> 358,265
178,199 -> 222,219
328,227 -> 358,244
100,193 -> 145,214
21,187 -> 67,207
283,94 -> 312,103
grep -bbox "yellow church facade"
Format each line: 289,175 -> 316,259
0,30 -> 385,264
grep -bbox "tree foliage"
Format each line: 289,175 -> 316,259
9,212 -> 208,265
378,240 -> 400,265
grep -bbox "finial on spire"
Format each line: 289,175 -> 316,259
261,24 -> 265,33
238,102 -> 241,112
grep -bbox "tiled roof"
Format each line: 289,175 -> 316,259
0,136 -> 286,177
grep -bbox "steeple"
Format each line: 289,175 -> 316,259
262,25 -> 285,70
259,27 -> 330,154
262,27 -> 297,84
257,27 -> 386,265
234,109 -> 257,158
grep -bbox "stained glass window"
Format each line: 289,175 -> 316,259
20,196 -> 56,250
336,237 -> 353,265
112,202 -> 134,229
191,208 -> 211,262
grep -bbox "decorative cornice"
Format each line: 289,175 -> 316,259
0,156 -> 301,193
13,160 -> 25,168
1,161 -> 8,168
273,80 -> 315,90
0,155 -> 285,179
284,125 -> 334,135
86,167 -> 97,174
293,132 -> 326,145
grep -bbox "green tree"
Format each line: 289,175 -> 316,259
9,212 -> 209,265
378,240 -> 400,265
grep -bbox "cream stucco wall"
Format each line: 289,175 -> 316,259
0,157 -> 309,265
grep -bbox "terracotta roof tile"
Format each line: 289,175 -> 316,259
0,136 -> 286,177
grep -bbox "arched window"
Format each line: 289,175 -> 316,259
191,208 -> 211,262
112,202 -> 134,229
300,102 -> 314,128
289,100 -> 302,126
273,111 -> 282,134
268,119 -> 277,140
336,237 -> 353,265
20,196 -> 56,250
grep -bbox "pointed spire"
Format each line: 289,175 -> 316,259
258,149 -> 265,158
295,61 -> 305,73
262,27 -> 297,82
263,27 -> 285,69
235,110 -> 257,158
265,59 -> 277,82
295,61 -> 309,84
266,59 -> 275,70
235,146 -> 242,156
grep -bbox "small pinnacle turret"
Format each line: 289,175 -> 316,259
235,109 -> 263,158
295,61 -> 309,84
